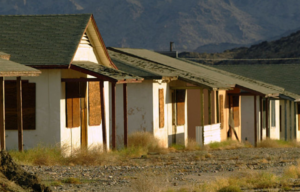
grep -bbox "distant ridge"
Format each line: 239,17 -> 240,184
180,30 -> 300,65
1,0 -> 300,51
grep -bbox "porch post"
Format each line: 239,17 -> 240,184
112,82 -> 116,150
100,81 -> 107,151
17,77 -> 23,152
200,88 -> 204,145
260,97 -> 263,141
208,90 -> 212,125
123,83 -> 128,147
266,98 -> 270,138
254,96 -> 257,147
0,77 -> 5,150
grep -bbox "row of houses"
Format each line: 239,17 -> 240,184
0,14 -> 299,152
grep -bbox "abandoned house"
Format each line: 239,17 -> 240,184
108,48 -> 298,146
0,14 -> 142,152
0,52 -> 41,151
210,64 -> 300,142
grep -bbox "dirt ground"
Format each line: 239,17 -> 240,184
20,148 -> 300,192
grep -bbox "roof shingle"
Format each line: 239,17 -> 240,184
0,14 -> 91,66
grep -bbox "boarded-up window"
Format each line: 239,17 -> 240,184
271,100 -> 276,127
232,96 -> 239,127
219,95 -> 224,129
298,104 -> 300,131
66,82 -> 80,128
88,82 -> 101,126
159,89 -> 164,128
5,81 -> 36,130
176,90 -> 185,126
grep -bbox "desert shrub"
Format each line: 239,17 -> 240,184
128,131 -> 160,151
185,139 -> 201,151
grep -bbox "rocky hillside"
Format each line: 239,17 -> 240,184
180,30 -> 300,65
1,0 -> 300,51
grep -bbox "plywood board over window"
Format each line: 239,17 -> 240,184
5,81 -> 36,130
176,90 -> 185,126
159,89 -> 164,128
88,82 -> 101,126
219,95 -> 224,129
66,82 -> 80,128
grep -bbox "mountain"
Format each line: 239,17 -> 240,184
1,0 -> 300,51
180,30 -> 300,65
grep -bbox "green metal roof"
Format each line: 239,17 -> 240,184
211,64 -> 300,97
108,48 -> 229,89
0,14 -> 91,66
111,58 -> 162,80
71,61 -> 143,81
109,48 -> 286,95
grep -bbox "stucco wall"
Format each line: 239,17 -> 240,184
6,69 -> 61,150
152,82 -> 170,148
241,96 -> 255,145
269,100 -> 280,140
115,80 -> 154,148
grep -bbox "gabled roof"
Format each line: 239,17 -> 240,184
108,48 -> 228,89
108,48 -> 286,95
211,64 -> 300,99
0,14 -> 115,68
71,61 -> 143,82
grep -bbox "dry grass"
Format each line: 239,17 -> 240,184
9,144 -> 65,166
185,140 -> 201,151
206,139 -> 250,150
283,159 -> 300,179
10,132 -> 166,166
62,177 -> 81,184
257,139 -> 300,148
131,173 -> 165,192
191,171 -> 284,192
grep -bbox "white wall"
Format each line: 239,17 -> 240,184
241,96 -> 255,145
270,100 -> 280,140
115,80 -> 154,148
6,69 -> 61,150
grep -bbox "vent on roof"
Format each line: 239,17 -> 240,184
80,33 -> 93,47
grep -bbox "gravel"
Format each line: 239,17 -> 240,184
21,148 -> 300,192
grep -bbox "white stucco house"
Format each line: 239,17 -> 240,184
212,64 -> 300,143
0,14 -> 142,152
108,48 -> 300,147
